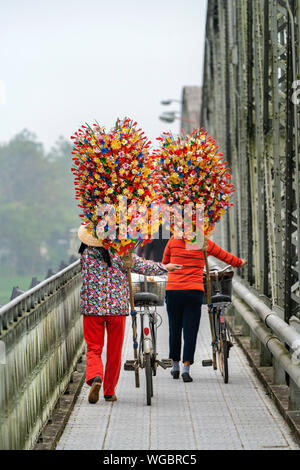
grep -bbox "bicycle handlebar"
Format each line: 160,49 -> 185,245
203,264 -> 233,277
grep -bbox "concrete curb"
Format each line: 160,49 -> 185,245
34,354 -> 86,450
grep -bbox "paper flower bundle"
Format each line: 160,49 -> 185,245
71,118 -> 161,255
154,128 -> 235,240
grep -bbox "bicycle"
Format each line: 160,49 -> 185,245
124,275 -> 172,405
202,264 -> 234,383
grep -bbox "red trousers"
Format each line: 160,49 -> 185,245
83,315 -> 126,396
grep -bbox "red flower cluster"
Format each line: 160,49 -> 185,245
153,129 -> 235,238
71,118 -> 161,255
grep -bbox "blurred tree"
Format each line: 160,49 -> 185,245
0,130 -> 78,276
44,136 -> 78,267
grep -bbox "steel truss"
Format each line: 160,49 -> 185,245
201,0 -> 300,320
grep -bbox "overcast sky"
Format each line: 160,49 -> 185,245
0,0 -> 207,152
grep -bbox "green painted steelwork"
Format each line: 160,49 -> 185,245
201,0 -> 300,321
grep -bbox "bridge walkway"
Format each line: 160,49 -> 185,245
56,305 -> 299,451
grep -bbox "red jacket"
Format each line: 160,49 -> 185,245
162,237 -> 243,291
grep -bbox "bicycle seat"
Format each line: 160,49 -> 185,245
211,293 -> 232,304
134,292 -> 159,306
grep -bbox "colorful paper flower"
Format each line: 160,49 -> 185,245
153,128 -> 235,241
71,118 -> 162,255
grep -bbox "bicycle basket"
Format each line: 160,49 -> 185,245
131,276 -> 166,306
202,270 -> 233,304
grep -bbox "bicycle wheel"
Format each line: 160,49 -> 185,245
220,333 -> 229,384
214,310 -> 229,383
150,316 -> 157,377
138,314 -> 144,367
213,311 -> 222,374
145,352 -> 153,405
210,307 -> 218,370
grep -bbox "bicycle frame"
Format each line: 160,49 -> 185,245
124,275 -> 172,405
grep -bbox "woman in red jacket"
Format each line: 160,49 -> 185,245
162,237 -> 246,382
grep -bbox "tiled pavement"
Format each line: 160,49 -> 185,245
57,304 -> 300,450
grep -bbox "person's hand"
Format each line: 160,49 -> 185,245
165,263 -> 183,272
240,259 -> 247,267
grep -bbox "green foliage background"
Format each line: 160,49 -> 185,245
0,130 -> 79,305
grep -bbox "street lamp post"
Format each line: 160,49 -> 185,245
159,91 -> 201,131
160,99 -> 182,105
159,111 -> 198,126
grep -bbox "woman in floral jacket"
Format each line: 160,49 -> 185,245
78,225 -> 182,404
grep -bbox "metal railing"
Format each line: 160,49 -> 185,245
208,259 -> 300,411
0,260 -> 84,450
231,275 -> 300,410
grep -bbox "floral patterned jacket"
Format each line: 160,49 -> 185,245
80,247 -> 167,316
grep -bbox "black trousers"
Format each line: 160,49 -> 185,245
165,290 -> 203,365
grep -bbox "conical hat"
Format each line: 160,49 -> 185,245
78,225 -> 103,247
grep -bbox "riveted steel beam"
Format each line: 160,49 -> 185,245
201,0 -> 300,321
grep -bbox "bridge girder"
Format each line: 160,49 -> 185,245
201,0 -> 300,321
